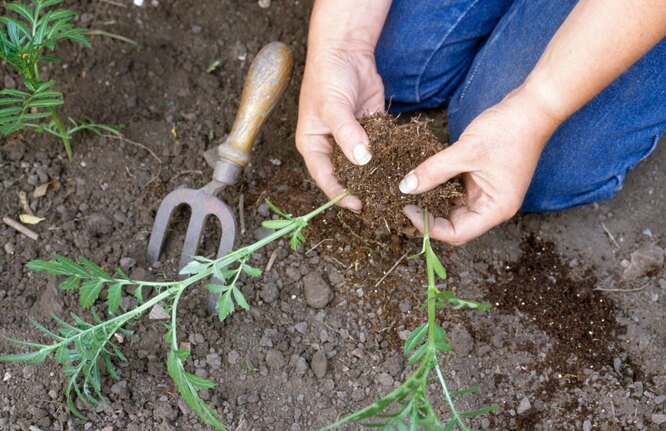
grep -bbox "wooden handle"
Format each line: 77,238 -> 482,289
218,42 -> 294,167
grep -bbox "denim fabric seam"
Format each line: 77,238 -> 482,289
413,0 -> 483,105
629,132 -> 662,175
448,0 -> 525,116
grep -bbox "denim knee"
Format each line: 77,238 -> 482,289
446,0 -> 666,212
375,0 -> 513,112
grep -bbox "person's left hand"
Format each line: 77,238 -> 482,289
399,88 -> 563,245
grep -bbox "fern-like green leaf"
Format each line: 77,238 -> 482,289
107,282 -> 122,314
79,279 -> 104,308
166,349 -> 226,430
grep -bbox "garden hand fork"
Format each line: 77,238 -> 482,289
147,42 -> 294,286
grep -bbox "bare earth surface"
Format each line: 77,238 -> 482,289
1,1 -> 665,430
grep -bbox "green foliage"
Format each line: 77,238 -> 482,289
320,210 -> 496,431
262,199 -> 308,250
0,0 -> 96,158
0,82 -> 62,134
0,195 -> 495,430
0,192 -> 346,431
167,348 -> 222,426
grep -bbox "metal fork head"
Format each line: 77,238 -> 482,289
146,181 -> 236,273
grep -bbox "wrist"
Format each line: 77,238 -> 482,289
512,79 -> 567,136
308,0 -> 392,51
517,72 -> 572,128
490,87 -> 562,159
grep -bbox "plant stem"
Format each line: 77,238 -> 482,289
38,287 -> 176,357
435,361 -> 468,430
48,106 -> 72,159
170,287 -> 186,350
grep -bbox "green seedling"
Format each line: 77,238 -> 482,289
0,0 -> 111,158
321,210 -> 496,431
0,195 -> 496,430
0,193 -> 345,430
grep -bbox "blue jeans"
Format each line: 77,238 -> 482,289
375,0 -> 666,212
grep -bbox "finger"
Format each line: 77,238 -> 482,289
321,102 -> 372,166
398,143 -> 469,195
301,140 -> 363,211
357,86 -> 386,117
403,204 -> 499,246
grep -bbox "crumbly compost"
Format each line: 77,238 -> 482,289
332,112 -> 463,232
487,235 -> 623,375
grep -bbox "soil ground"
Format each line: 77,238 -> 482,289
1,1 -> 665,430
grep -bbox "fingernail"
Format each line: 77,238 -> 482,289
403,204 -> 421,219
399,172 -> 418,194
352,145 -> 372,165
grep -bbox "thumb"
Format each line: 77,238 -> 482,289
321,102 -> 372,166
398,143 -> 469,194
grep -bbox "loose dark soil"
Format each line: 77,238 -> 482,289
487,235 -> 623,376
332,112 -> 463,233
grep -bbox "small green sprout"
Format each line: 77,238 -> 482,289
0,0 -> 114,158
0,197 -> 496,431
320,210 -> 496,431
0,193 -> 347,431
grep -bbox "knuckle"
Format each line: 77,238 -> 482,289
295,134 -> 305,151
499,202 -> 520,222
448,236 -> 467,247
331,120 -> 358,147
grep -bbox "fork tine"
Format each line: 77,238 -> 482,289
147,190 -> 187,264
179,205 -> 208,272
212,205 -> 236,259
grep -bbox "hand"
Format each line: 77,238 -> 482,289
295,43 -> 385,211
400,89 -> 562,245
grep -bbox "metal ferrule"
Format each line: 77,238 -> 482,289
213,156 -> 243,185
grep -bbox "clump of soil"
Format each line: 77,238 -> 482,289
487,235 -> 623,375
332,112 -> 463,232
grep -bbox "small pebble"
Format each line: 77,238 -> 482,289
517,397 -> 531,414
294,322 -> 308,335
310,350 -> 327,378
351,348 -> 364,359
623,242 -> 664,281
265,349 -> 286,370
303,272 -> 333,309
293,356 -> 308,376
119,257 -> 136,269
227,350 -> 240,365
148,303 -> 169,320
206,353 -> 222,368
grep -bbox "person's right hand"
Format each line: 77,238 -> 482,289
295,42 -> 385,211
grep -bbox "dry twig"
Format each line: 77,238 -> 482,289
18,191 -> 33,216
238,193 -> 246,235
601,222 -> 621,249
265,249 -> 278,272
594,284 -> 649,293
374,253 -> 408,288
2,216 -> 39,241
305,238 -> 333,254
101,134 -> 162,188
100,0 -> 127,8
